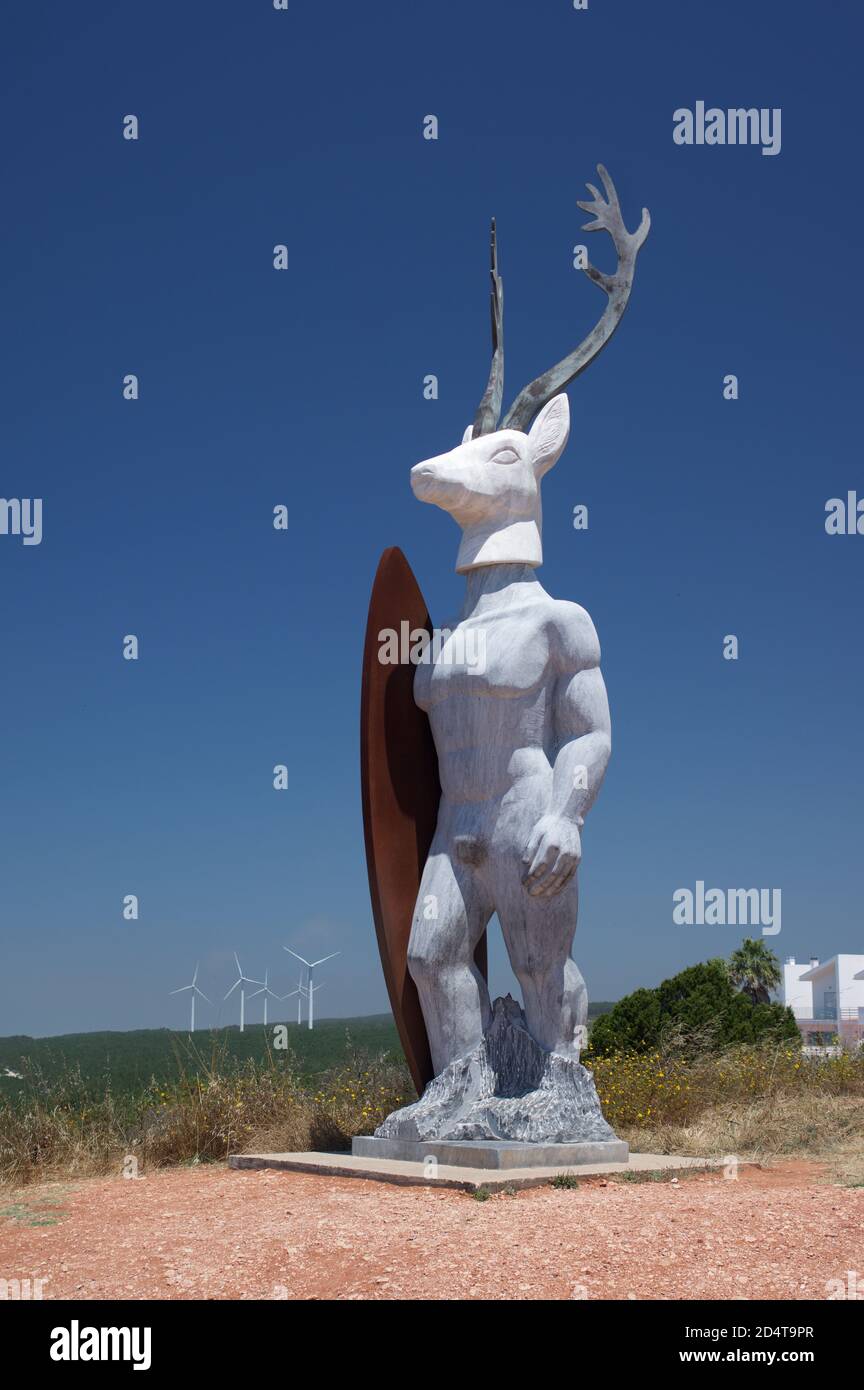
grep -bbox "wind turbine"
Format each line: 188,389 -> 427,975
283,948 -> 340,1030
247,968 -> 285,1027
224,953 -> 264,1033
170,963 -> 211,1034
306,979 -> 328,1031
283,979 -> 307,1026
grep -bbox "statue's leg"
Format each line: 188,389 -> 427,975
407,849 -> 492,1076
495,858 -> 587,1058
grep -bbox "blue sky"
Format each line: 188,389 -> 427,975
1,0 -> 862,1036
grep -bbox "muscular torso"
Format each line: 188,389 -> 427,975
413,589 -> 597,806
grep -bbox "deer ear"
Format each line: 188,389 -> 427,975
528,394 -> 570,477
462,424 -> 475,444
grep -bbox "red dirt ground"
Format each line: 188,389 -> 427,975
1,1160 -> 861,1300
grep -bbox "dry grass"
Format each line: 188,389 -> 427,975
586,1042 -> 864,1181
618,1094 -> 864,1175
0,1043 -> 413,1188
3,1035 -> 863,1188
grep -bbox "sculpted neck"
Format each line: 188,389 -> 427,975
455,513 -> 543,575
460,562 -> 542,620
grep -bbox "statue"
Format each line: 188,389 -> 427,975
358,166 -> 650,1159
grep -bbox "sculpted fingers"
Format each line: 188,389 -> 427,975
522,834 -> 550,880
523,839 -> 556,888
524,864 -> 552,891
522,816 -> 582,892
532,856 -> 578,898
522,825 -> 543,870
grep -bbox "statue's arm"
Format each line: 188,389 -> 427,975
522,607 -> 611,898
548,664 -> 612,828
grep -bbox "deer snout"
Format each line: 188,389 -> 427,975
410,458 -> 452,506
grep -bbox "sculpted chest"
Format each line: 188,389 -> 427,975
414,607 -> 556,711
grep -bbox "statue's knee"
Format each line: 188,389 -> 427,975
407,940 -> 439,988
408,932 -> 473,988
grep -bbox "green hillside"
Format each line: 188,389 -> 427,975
0,1014 -> 401,1102
0,1001 -> 615,1104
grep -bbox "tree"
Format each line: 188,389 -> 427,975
588,958 -> 799,1057
727,938 -> 782,1006
587,988 -> 661,1055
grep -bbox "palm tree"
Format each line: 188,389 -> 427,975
728,938 -> 782,1005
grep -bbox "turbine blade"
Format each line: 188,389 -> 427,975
196,990 -> 212,1005
283,947 -> 310,967
170,985 -> 193,995
192,962 -> 199,986
310,952 -> 340,968
224,979 -> 240,999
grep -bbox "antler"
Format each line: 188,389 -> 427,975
471,218 -> 504,438
500,165 -> 650,432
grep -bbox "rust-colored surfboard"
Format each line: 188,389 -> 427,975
361,546 -> 487,1094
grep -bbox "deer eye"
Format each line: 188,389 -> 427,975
490,447 -> 520,464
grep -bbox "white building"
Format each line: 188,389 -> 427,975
781,955 -> 864,1047
780,956 -> 817,1019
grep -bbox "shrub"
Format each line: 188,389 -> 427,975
586,1041 -> 864,1132
588,959 -> 799,1058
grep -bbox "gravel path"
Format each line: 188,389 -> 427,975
1,1161 -> 861,1301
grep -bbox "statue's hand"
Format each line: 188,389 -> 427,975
521,815 -> 581,898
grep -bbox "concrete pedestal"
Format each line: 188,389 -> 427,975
351,1135 -> 628,1169
229,1148 -> 715,1192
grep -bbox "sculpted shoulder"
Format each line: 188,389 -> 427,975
544,599 -> 601,672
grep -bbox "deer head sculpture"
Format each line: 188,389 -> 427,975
411,165 -> 650,573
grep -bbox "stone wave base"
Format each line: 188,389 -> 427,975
374,995 -> 622,1147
